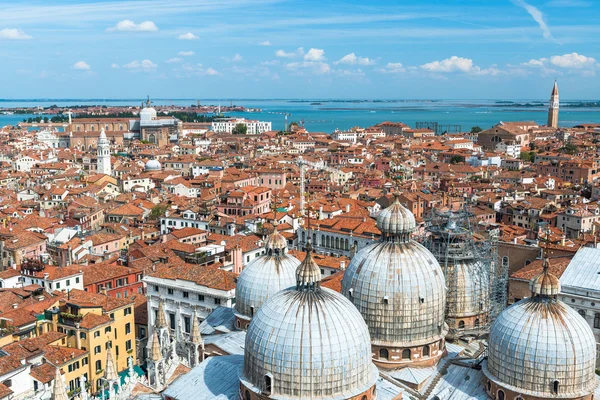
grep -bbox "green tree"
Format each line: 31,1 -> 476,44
450,155 -> 465,164
470,126 -> 482,133
561,142 -> 578,155
149,204 -> 169,220
520,151 -> 534,162
232,123 -> 248,135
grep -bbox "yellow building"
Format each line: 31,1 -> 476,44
48,289 -> 136,393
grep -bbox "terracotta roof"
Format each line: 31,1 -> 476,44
30,362 -> 60,384
79,312 -> 112,329
146,264 -> 236,291
60,289 -> 133,312
511,257 -> 573,280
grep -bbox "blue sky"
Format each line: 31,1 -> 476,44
1,0 -> 599,99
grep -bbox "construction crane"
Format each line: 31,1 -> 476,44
296,156 -> 345,217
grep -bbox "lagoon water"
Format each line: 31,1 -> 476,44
1,99 -> 598,133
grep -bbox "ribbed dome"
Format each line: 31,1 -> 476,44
377,196 -> 416,242
234,233 -> 299,320
446,259 -> 489,318
241,287 -> 378,398
485,298 -> 597,398
342,241 -> 447,347
529,259 -> 561,296
264,227 -> 288,254
145,159 -> 162,171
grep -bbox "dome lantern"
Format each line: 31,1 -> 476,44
295,241 -> 321,291
376,194 -> 416,243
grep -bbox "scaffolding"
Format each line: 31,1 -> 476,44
420,206 -> 505,338
415,121 -> 462,135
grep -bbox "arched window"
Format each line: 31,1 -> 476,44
335,237 -> 339,249
402,349 -> 411,360
594,313 -> 600,329
458,320 -> 465,329
245,390 -> 251,400
91,125 -> 95,131
345,238 -> 349,250
264,375 -> 272,395
502,256 -> 509,267
497,389 -> 505,400
312,233 -> 316,243
578,309 -> 586,318
423,345 -> 430,357
552,380 -> 559,394
301,231 -> 305,243
379,348 -> 389,360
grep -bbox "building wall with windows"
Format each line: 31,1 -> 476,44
144,275 -> 236,326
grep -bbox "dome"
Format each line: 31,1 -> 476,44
342,195 -> 447,367
264,227 -> 288,253
446,258 -> 489,318
234,228 -> 300,322
377,196 -> 416,242
342,241 -> 447,347
145,159 -> 162,171
241,244 -> 378,399
484,266 -> 598,398
140,106 -> 157,122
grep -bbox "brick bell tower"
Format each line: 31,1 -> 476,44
548,80 -> 559,128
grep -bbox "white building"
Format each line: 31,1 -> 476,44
19,264 -> 84,293
495,141 -> 521,159
211,118 -> 271,135
36,130 -> 61,149
97,128 -> 111,176
331,130 -> 358,143
144,265 -> 237,324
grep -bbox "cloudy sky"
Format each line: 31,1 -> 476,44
1,0 -> 599,99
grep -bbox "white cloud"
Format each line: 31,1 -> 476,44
334,68 -> 365,77
232,53 -> 243,62
178,32 -> 198,40
123,60 -> 157,70
511,0 -> 554,41
286,61 -> 330,74
107,20 -> 158,32
550,52 -> 596,68
420,56 -> 500,76
376,62 -> 406,73
304,48 -> 326,62
0,28 -> 31,40
204,67 -> 220,76
335,53 -> 375,66
521,58 -> 548,66
72,61 -> 91,70
275,47 -> 304,58
421,56 -> 473,73
110,63 -> 120,69
166,57 -> 183,64
178,51 -> 194,56
259,41 -> 271,46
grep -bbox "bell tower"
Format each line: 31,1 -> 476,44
547,80 -> 559,128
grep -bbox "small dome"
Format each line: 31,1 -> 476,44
263,227 -> 288,254
234,230 -> 300,321
145,159 -> 162,171
529,259 -> 561,296
484,263 -> 598,398
377,196 -> 416,241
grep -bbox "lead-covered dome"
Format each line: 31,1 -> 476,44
234,228 -> 299,325
377,196 -> 416,241
484,262 -> 598,399
342,194 -> 447,367
144,159 -> 162,171
240,243 -> 378,399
